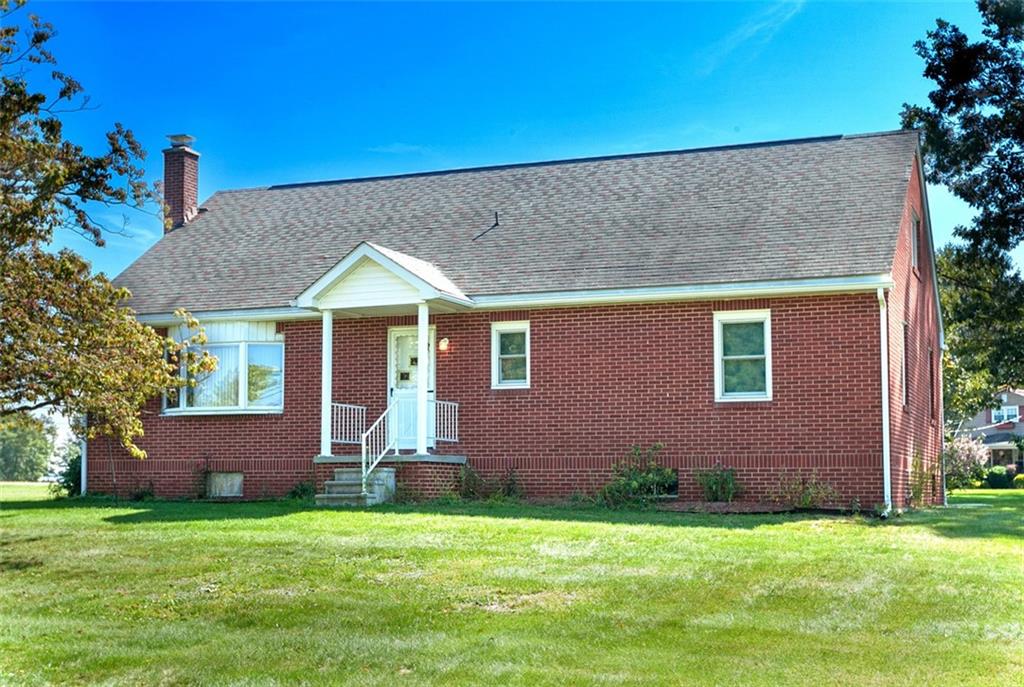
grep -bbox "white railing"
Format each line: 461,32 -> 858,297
361,401 -> 398,495
331,403 -> 366,445
430,399 -> 459,443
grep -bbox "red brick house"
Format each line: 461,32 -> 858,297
84,130 -> 944,510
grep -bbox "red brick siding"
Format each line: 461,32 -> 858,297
887,157 -> 944,507
90,294 -> 888,506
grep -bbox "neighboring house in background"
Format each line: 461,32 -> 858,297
84,130 -> 944,509
961,390 -> 1024,466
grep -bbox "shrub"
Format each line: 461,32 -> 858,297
598,443 -> 677,508
1013,474 -> 1024,489
50,442 -> 81,497
130,483 -> 155,501
773,472 -> 838,510
943,436 -> 988,491
458,464 -> 488,500
491,468 -> 524,501
985,465 -> 1012,489
457,465 -> 524,502
694,463 -> 739,502
287,481 -> 315,500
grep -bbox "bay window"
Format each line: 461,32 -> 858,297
165,323 -> 284,414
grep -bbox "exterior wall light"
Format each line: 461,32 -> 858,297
438,337 -> 450,352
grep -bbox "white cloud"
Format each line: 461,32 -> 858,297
699,1 -> 805,76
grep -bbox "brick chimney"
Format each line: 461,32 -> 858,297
162,134 -> 199,231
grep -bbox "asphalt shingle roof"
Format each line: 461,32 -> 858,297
115,130 -> 919,314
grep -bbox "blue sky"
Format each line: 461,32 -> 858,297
37,1 -> 1014,277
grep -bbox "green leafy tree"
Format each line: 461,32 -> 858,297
901,0 -> 1024,389
0,414 -> 54,481
50,440 -> 81,496
0,0 -> 215,458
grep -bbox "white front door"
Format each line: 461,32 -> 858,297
388,326 -> 436,450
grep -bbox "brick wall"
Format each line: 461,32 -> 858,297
162,145 -> 199,230
887,157 -> 944,507
89,293 -> 892,506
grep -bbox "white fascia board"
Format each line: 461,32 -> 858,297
136,306 -> 317,327
470,273 -> 894,309
294,242 -> 452,309
137,274 -> 893,324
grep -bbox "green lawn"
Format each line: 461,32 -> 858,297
1,483 -> 1021,686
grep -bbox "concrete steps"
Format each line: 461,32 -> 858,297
315,467 -> 395,507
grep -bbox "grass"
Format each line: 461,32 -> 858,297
0,483 -> 1021,686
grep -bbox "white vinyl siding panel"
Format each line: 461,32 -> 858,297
317,259 -> 422,309
171,320 -> 281,344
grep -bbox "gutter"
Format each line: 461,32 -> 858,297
877,287 -> 892,515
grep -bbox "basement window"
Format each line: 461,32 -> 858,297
714,310 -> 772,402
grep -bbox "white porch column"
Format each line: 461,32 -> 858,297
416,302 -> 429,454
320,309 -> 334,456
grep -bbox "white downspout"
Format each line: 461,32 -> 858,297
416,302 -> 429,455
79,434 -> 87,496
877,287 -> 892,514
320,309 -> 334,457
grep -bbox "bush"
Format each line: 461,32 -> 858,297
598,443 -> 677,508
943,436 -> 988,491
1013,474 -> 1024,489
984,465 -> 1012,489
287,481 -> 315,500
130,483 -> 155,501
458,464 -> 488,500
50,442 -> 81,497
457,465 -> 524,502
694,463 -> 739,502
773,471 -> 838,510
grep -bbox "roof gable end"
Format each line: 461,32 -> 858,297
293,242 -> 472,310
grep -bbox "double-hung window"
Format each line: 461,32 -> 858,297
491,321 -> 530,389
165,323 -> 284,414
993,405 -> 1020,424
714,310 -> 772,402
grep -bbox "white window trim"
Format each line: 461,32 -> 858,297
163,340 -> 285,415
993,405 -> 1020,423
491,321 -> 530,389
713,309 -> 772,402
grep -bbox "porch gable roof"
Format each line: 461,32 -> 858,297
294,241 -> 473,310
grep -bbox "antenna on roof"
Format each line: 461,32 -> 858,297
473,211 -> 500,241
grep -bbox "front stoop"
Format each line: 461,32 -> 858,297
315,467 -> 395,507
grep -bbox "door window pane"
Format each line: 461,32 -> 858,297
248,344 -> 283,407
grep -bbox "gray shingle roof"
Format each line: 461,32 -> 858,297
115,130 -> 919,314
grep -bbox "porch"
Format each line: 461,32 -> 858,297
298,242 -> 473,503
